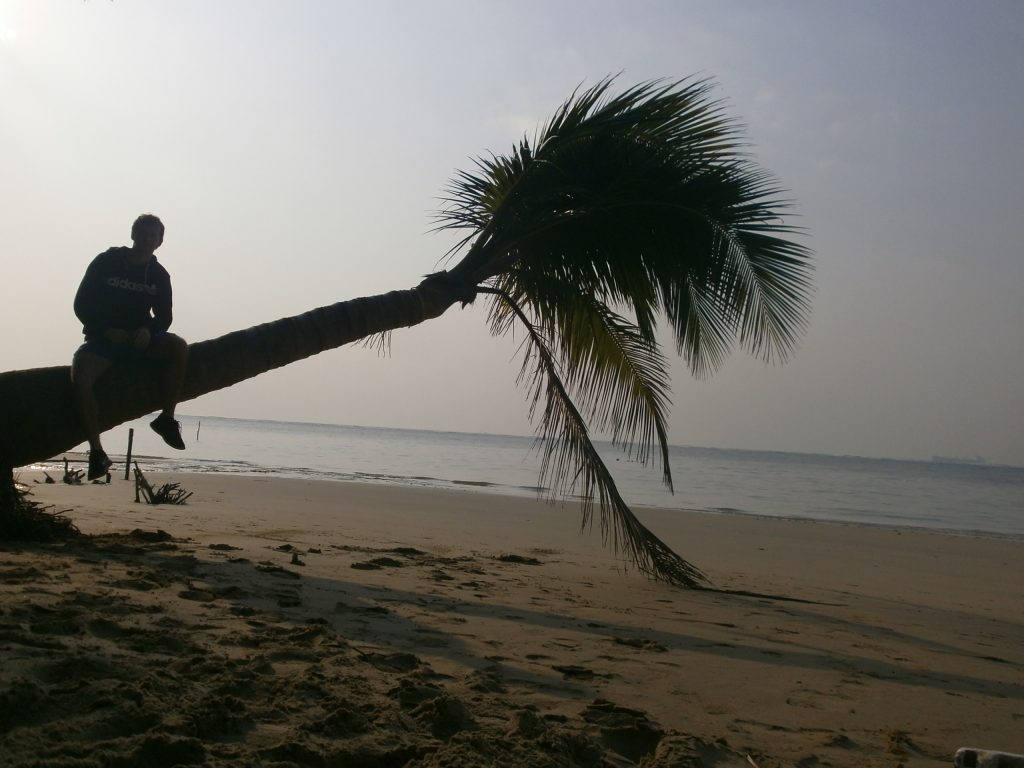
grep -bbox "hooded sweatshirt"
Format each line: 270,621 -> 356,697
74,246 -> 173,341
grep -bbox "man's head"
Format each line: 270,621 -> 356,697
131,213 -> 164,254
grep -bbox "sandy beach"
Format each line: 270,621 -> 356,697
2,471 -> 1021,767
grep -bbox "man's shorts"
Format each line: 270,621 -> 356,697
76,330 -> 167,362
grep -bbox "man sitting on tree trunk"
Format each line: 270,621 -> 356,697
71,213 -> 189,480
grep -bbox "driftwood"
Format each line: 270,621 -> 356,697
62,457 -> 84,485
133,463 -> 192,505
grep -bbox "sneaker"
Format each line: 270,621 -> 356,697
87,450 -> 112,481
150,414 -> 186,450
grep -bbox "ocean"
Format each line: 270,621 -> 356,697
40,414 -> 1024,538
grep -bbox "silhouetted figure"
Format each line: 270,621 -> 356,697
71,214 -> 189,479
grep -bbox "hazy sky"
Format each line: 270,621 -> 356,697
3,1 -> 1023,466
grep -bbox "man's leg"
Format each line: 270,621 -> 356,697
146,333 -> 188,449
71,348 -> 114,478
146,332 -> 188,418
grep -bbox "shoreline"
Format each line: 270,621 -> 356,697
3,471 -> 1022,766
22,461 -> 1024,543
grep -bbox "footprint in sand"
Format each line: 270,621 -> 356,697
611,636 -> 668,652
414,693 -> 475,739
109,577 -> 161,592
86,617 -> 130,638
466,666 -> 506,694
274,589 -> 303,608
334,602 -> 390,616
255,563 -> 302,580
495,553 -> 543,565
582,699 -> 664,763
552,664 -> 606,680
179,581 -> 218,602
359,650 -> 421,672
27,614 -> 81,637
351,557 -> 405,570
0,566 -> 50,584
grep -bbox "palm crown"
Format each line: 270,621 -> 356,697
437,77 -> 814,587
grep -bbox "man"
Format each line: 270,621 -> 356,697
72,214 -> 189,480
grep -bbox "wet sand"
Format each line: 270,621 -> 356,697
2,471 -> 1021,766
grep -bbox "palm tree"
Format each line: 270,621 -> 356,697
0,78 -> 812,586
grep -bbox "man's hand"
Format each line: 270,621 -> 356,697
104,328 -> 131,344
132,327 -> 151,350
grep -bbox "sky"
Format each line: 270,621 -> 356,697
2,0 -> 1023,466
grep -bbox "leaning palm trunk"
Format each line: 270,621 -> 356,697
1,77 -> 813,587
0,279 -> 459,471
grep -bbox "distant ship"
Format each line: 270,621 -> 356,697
931,454 -> 987,465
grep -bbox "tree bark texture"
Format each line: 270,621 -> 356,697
0,278 -> 460,470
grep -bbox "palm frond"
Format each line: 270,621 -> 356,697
480,287 -> 705,588
489,276 -> 673,488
